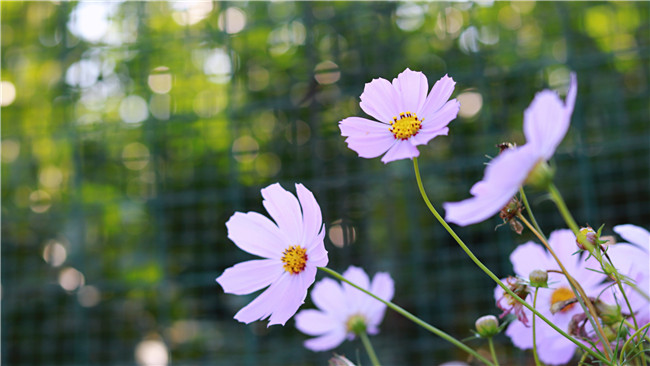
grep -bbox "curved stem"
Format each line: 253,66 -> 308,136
487,337 -> 500,366
412,158 -> 610,364
619,322 -> 650,365
602,252 -> 640,331
359,331 -> 381,366
532,287 -> 542,366
547,183 -> 579,235
517,213 -> 613,360
519,187 -> 546,242
317,267 -> 495,366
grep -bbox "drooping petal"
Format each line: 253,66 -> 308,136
509,241 -> 551,278
303,328 -> 347,351
614,224 -> 650,250
443,146 -> 539,226
380,140 -> 420,164
261,183 -> 303,245
295,183 -> 323,246
295,309 -> 338,336
391,68 -> 428,114
339,117 -> 396,158
234,273 -> 292,324
359,77 -> 401,123
226,211 -> 288,259
305,229 -> 328,267
420,99 -> 460,132
216,259 -> 283,295
419,74 -> 456,118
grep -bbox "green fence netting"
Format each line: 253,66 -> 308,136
2,2 -> 649,365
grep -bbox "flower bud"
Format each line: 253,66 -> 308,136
576,226 -> 598,251
329,354 -> 356,366
525,161 -> 554,190
529,269 -> 548,288
475,315 -> 499,338
594,300 -> 623,325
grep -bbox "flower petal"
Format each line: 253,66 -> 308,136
295,183 -> 323,246
234,273 -> 291,324
443,146 -> 538,226
342,266 -> 371,313
509,241 -> 550,279
408,127 -> 448,147
391,68 -> 428,114
420,99 -> 460,132
303,328 -> 347,351
311,277 -> 348,320
419,74 -> 456,118
365,272 -> 394,328
226,211 -> 288,259
261,183 -> 303,245
295,309 -> 338,336
504,319 -> 534,350
339,117 -> 396,158
614,224 -> 650,250
268,265 -> 317,326
306,229 -> 328,267
380,140 -> 420,164
537,332 -> 576,365
216,259 -> 283,295
359,77 -> 401,123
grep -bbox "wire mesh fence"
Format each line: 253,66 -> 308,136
2,1 -> 649,365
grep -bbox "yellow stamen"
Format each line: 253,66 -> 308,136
550,287 -> 576,313
389,111 -> 422,140
281,245 -> 308,274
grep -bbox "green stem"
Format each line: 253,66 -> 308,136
603,252 -> 640,332
488,337 -> 500,366
519,187 -> 546,242
359,331 -> 381,366
619,322 -> 650,365
317,267 -> 495,366
532,288 -> 542,366
547,183 -> 579,235
412,158 -> 610,364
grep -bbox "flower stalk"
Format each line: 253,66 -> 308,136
359,331 -> 381,366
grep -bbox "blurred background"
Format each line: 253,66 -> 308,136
2,1 -> 648,365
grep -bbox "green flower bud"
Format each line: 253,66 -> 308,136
576,226 -> 598,251
475,315 -> 499,338
595,300 -> 623,325
529,269 -> 548,288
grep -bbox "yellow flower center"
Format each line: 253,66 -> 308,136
346,314 -> 367,335
281,245 -> 308,274
389,112 -> 422,140
550,287 -> 576,313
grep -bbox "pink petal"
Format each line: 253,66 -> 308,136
303,328 -> 347,351
509,241 -> 551,279
537,332 -> 576,365
408,127 -> 448,147
614,224 -> 650,250
380,140 -> 420,164
216,259 -> 283,295
504,320 -> 534,349
268,265 -> 317,326
226,211 -> 288,259
365,272 -> 394,327
420,99 -> 460,132
261,183 -> 303,245
443,146 -> 539,226
419,74 -> 456,118
339,117 -> 396,159
295,309 -> 338,336
310,278 -> 348,320
342,266 -> 371,313
359,77 -> 401,123
391,68 -> 428,114
234,273 -> 292,324
295,183 -> 323,245
306,230 -> 328,267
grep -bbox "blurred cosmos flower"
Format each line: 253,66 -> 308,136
339,68 -> 459,164
598,225 -> 650,325
216,183 -> 328,326
495,229 -> 605,365
444,73 -> 577,226
295,266 -> 394,351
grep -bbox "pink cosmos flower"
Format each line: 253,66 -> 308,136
339,68 -> 460,164
494,229 -> 605,365
598,225 -> 650,325
216,183 -> 328,326
295,266 -> 394,351
444,73 -> 577,226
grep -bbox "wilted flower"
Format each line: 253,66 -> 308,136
339,68 -> 460,164
495,229 -> 605,365
443,73 -> 577,226
495,276 -> 531,326
216,183 -> 328,326
295,266 -> 394,351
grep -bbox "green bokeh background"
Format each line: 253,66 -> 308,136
2,2 -> 648,365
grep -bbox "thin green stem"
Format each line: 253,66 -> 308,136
532,288 -> 542,366
517,213 -> 614,360
412,158 -> 610,365
519,187 -> 546,242
317,267 -> 495,366
487,337 -> 500,366
603,252 -> 640,332
359,331 -> 381,366
619,322 -> 650,365
624,320 -> 650,343
547,183 -> 579,235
